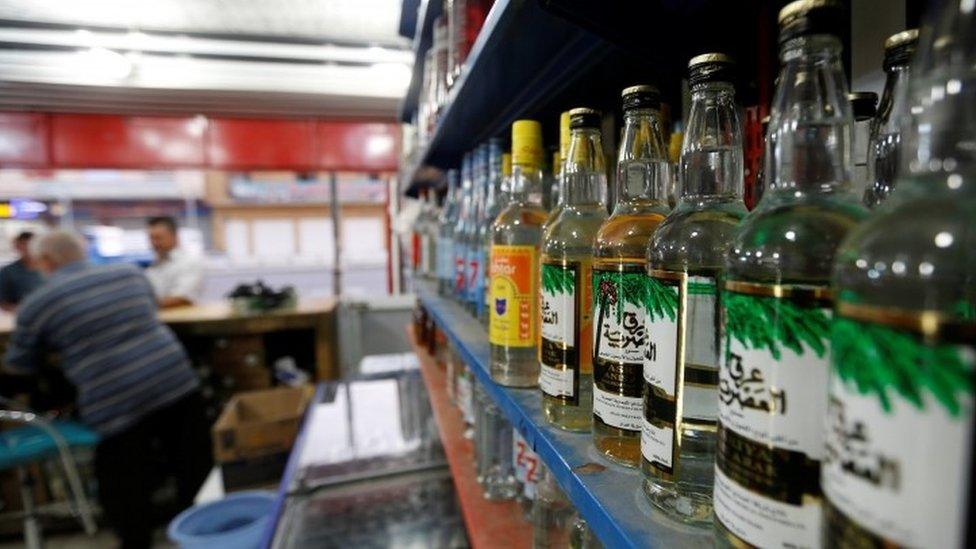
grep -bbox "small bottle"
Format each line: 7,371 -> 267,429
478,139 -> 506,325
540,108 -> 608,432
863,28 -> 919,208
454,153 -> 474,301
438,169 -> 460,295
848,91 -> 878,198
591,85 -> 670,465
714,2 -> 867,547
643,53 -> 748,524
825,3 -> 974,547
490,120 -> 547,387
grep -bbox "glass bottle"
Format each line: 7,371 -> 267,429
465,144 -> 489,314
490,120 -> 547,387
863,28 -> 919,208
825,3 -> 975,547
643,53 -> 748,524
478,139 -> 506,325
453,153 -> 474,301
542,111 -> 572,236
714,2 -> 867,547
848,91 -> 878,199
483,151 -> 512,325
752,115 -> 770,207
531,465 -> 574,549
438,169 -> 460,295
423,188 -> 441,279
592,85 -> 671,465
540,108 -> 608,432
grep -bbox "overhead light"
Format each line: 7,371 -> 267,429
77,47 -> 132,80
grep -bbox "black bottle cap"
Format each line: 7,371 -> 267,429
688,53 -> 736,87
568,107 -> 601,129
621,85 -> 661,111
778,0 -> 845,44
848,92 -> 878,121
883,29 -> 919,71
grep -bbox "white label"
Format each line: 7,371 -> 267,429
643,280 -> 678,394
824,362 -> 974,548
714,464 -> 821,548
540,363 -> 574,399
593,386 -> 643,431
641,416 -> 673,467
718,309 -> 832,458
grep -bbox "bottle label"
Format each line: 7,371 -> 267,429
489,245 -> 538,348
822,303 -> 975,548
592,265 -> 647,431
513,428 -> 541,500
714,282 -> 832,548
467,248 -> 482,308
641,270 -> 719,476
539,261 -> 592,404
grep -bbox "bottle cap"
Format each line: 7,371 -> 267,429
552,151 -> 561,175
778,0 -> 845,44
501,153 -> 512,177
511,119 -> 543,169
688,53 -> 736,86
883,28 -> 918,71
848,92 -> 878,121
621,85 -> 660,110
559,111 -> 571,160
568,107 -> 601,129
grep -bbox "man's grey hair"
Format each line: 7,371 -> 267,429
31,230 -> 87,268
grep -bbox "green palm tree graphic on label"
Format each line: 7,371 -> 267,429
593,271 -> 650,354
542,264 -> 575,295
832,317 -> 975,417
724,292 -> 829,360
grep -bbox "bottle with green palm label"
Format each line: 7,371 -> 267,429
824,1 -> 976,546
714,2 -> 868,547
592,85 -> 670,465
643,53 -> 747,524
541,108 -> 608,431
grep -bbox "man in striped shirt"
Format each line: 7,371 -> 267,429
3,230 -> 211,549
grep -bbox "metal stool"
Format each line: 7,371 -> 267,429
0,400 -> 98,549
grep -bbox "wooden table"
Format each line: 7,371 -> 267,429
0,297 -> 338,381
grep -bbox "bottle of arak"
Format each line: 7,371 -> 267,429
592,85 -> 671,465
714,1 -> 867,547
825,1 -> 975,546
644,53 -> 747,524
539,108 -> 608,432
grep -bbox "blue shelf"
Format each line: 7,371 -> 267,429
416,280 -> 711,549
400,0 -> 611,189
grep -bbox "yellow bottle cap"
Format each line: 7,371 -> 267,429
502,153 -> 512,177
668,131 -> 683,164
552,151 -> 561,176
559,111 -> 571,161
511,119 -> 543,169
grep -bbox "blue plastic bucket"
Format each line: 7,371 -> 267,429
167,491 -> 276,549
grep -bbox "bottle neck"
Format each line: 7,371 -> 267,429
765,34 -> 853,196
680,82 -> 744,201
563,127 -> 607,206
614,108 -> 670,211
876,64 -> 911,133
509,163 -> 543,206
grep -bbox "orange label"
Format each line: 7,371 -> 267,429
489,245 -> 538,348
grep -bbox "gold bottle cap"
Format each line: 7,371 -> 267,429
552,151 -> 561,176
688,52 -> 734,68
884,28 -> 919,50
501,153 -> 512,178
559,111 -> 571,161
778,0 -> 840,24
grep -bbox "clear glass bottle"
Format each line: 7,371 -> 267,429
483,151 -> 512,325
453,153 -> 474,301
862,28 -> 919,208
423,188 -> 441,279
714,2 -> 867,547
848,92 -> 878,199
569,514 -> 602,549
540,108 -> 608,432
490,120 -> 547,387
475,139 -> 503,324
752,115 -> 770,207
592,85 -> 671,465
542,111 -> 572,236
825,4 -> 975,547
531,465 -> 574,549
465,144 -> 489,314
643,53 -> 748,524
513,426 -> 541,517
438,169 -> 461,295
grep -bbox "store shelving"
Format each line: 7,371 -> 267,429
399,0 -> 611,188
407,324 -> 533,549
413,279 -> 711,549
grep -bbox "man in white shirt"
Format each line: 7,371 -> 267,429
145,216 -> 203,308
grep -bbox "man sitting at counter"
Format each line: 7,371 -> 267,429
146,216 -> 203,308
3,230 -> 212,549
0,231 -> 43,311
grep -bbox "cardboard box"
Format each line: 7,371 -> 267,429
212,385 -> 314,464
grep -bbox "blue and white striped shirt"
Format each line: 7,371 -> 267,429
3,261 -> 199,436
